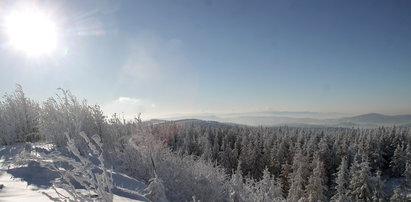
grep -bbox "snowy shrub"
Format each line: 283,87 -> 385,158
153,150 -> 229,201
0,102 -> 5,144
0,84 -> 40,145
144,175 -> 169,202
40,132 -> 114,201
40,89 -> 107,147
116,141 -> 152,182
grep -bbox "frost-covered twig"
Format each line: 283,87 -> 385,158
39,132 -> 114,201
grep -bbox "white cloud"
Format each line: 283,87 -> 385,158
102,96 -> 155,120
116,97 -> 141,104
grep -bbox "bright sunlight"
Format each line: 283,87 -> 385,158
4,5 -> 58,57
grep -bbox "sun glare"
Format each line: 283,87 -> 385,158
4,6 -> 58,57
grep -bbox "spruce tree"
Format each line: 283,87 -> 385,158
288,165 -> 307,202
279,162 -> 292,198
371,170 -> 385,202
403,143 -> 411,188
348,156 -> 373,201
305,155 -> 328,202
390,144 -> 405,177
288,152 -> 309,201
331,157 -> 350,202
255,168 -> 283,201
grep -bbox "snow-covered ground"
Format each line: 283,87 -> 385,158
0,144 -> 150,202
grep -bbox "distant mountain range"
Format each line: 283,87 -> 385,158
154,112 -> 411,128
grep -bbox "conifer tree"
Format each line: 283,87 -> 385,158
403,143 -> 411,188
331,157 -> 350,202
348,156 -> 373,202
288,152 -> 309,201
288,165 -> 307,202
229,162 -> 244,202
250,137 -> 265,179
390,144 -> 405,177
371,170 -> 385,202
255,168 -> 283,201
279,162 -> 292,198
306,155 -> 328,202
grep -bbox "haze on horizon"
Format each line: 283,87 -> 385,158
1,0 -> 411,120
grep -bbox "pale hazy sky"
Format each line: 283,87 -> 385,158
1,0 -> 411,119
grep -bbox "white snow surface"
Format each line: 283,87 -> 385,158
0,143 -> 150,202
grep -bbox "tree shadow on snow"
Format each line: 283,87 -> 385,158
111,173 -> 149,201
6,161 -> 59,188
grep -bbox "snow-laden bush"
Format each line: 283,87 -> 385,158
144,175 -> 169,202
40,89 -> 107,147
40,132 -> 114,201
152,149 -> 229,201
0,84 -> 40,145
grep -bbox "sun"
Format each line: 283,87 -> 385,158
4,5 -> 58,57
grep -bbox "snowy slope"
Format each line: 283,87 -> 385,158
0,144 -> 150,202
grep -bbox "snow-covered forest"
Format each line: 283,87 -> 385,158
168,121 -> 411,201
1,85 -> 410,201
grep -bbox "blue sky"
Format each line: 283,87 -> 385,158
1,0 -> 411,119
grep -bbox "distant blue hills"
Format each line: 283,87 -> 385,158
152,112 -> 411,128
